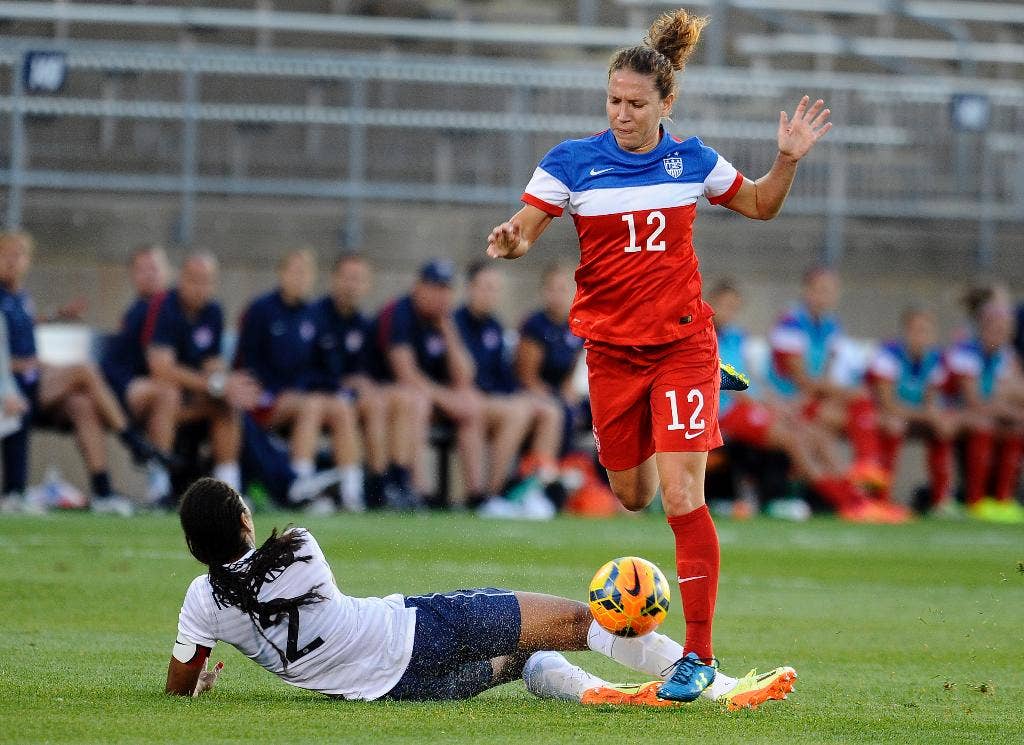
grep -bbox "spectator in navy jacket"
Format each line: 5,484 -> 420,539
454,262 -> 563,518
375,259 -> 490,508
312,253 -> 428,509
100,244 -> 180,504
516,264 -> 587,456
145,252 -> 258,499
235,249 -> 362,510
0,232 -> 167,515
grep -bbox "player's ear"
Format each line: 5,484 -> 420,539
661,93 -> 676,119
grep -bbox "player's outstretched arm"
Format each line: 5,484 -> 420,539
165,648 -> 223,697
486,205 -> 554,260
724,95 -> 832,220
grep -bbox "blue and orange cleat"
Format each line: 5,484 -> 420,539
719,361 -> 750,392
657,651 -> 718,702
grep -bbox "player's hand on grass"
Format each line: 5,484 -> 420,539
486,221 -> 523,259
778,95 -> 832,162
192,660 -> 224,698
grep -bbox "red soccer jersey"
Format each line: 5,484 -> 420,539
522,129 -> 743,346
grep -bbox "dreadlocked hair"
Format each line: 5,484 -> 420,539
609,9 -> 708,100
178,477 -> 326,668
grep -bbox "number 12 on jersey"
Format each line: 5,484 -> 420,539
622,211 -> 666,253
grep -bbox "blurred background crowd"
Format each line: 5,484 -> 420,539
1,230 -> 1021,523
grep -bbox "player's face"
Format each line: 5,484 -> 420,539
331,259 -> 371,309
543,271 -> 574,320
130,250 -> 169,298
903,312 -> 936,354
803,271 -> 840,316
712,289 -> 742,327
0,236 -> 31,287
179,258 -> 217,311
468,268 -> 503,315
279,254 -> 315,302
606,69 -> 674,154
414,281 -> 453,321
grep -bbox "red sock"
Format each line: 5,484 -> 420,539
811,476 -> 863,509
847,397 -> 881,465
926,439 -> 953,506
667,505 -> 720,660
965,431 -> 994,506
994,435 -> 1023,502
877,432 -> 903,502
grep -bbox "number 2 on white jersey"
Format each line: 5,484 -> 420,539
622,211 -> 667,253
665,388 -> 705,433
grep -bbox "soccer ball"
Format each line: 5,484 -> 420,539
588,556 -> 670,637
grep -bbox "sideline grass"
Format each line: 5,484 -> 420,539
1,512 -> 1021,744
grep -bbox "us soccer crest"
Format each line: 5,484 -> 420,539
663,155 -> 683,178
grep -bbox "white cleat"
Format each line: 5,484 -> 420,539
91,494 -> 135,517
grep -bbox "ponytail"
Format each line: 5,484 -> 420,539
609,8 -> 709,99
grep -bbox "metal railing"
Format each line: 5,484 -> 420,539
1,17 -> 1022,265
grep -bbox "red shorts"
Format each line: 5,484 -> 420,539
586,322 -> 723,471
719,398 -> 775,449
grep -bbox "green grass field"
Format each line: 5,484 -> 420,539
1,511 -> 1022,744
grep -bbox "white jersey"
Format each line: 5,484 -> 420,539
174,529 -> 417,700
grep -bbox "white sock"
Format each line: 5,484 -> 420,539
703,670 -> 738,701
212,462 -> 242,493
522,651 -> 607,702
587,620 -> 682,678
586,620 -> 735,700
338,465 -> 365,512
292,459 -> 315,479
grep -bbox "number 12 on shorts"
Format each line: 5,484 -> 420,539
665,389 -> 705,436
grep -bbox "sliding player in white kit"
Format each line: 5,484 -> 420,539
165,478 -> 793,709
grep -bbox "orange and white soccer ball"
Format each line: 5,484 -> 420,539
588,556 -> 671,637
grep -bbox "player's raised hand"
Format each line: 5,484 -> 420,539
778,95 -> 832,162
486,221 -> 522,259
192,660 -> 224,698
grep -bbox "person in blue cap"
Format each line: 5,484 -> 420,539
373,259 -> 493,509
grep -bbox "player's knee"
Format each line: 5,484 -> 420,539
660,475 -> 703,513
65,391 -> 96,419
303,393 -> 327,416
157,381 -> 182,409
613,484 -> 654,512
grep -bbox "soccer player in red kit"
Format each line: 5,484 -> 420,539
486,8 -> 829,702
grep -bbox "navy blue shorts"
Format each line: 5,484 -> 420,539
383,588 -> 521,701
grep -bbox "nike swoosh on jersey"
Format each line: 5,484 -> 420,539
683,430 -> 704,440
589,167 -> 614,176
678,575 -> 708,584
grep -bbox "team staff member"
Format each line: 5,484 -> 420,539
0,232 -> 166,515
455,262 -> 563,519
374,259 -> 491,509
101,244 -> 180,504
235,250 -> 361,509
516,264 -> 586,458
312,254 -> 428,510
866,308 -> 957,516
486,9 -> 830,701
711,281 -> 896,522
166,476 -> 794,709
945,297 -> 1024,523
766,267 -> 889,493
146,252 -> 258,497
